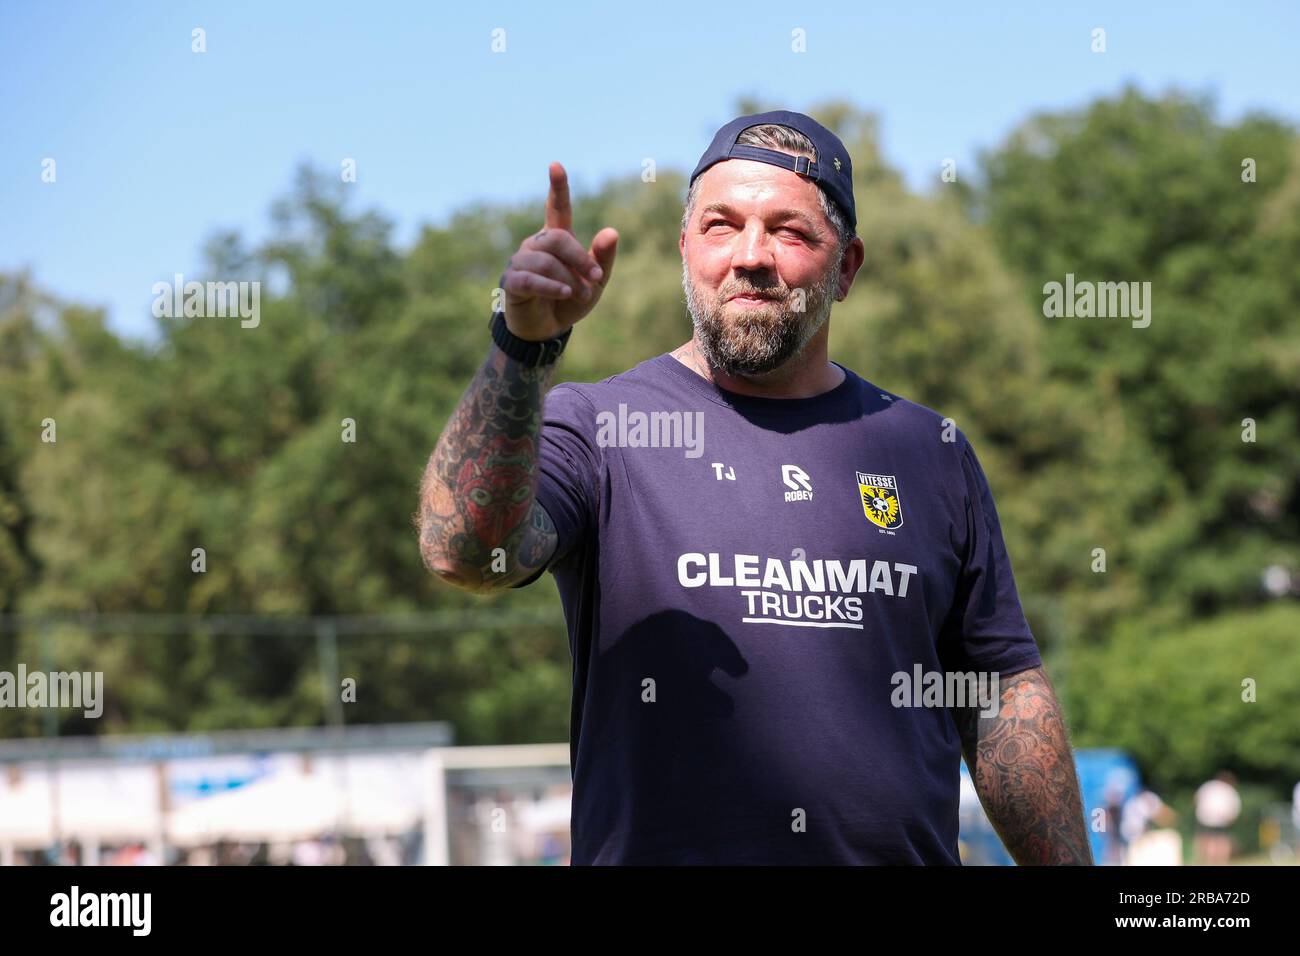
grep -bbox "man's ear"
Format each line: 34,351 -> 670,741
838,236 -> 866,300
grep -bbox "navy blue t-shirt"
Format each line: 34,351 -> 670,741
514,352 -> 1042,864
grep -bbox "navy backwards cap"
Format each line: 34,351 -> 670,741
688,109 -> 856,233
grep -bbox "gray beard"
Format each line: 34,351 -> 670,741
682,258 -> 839,376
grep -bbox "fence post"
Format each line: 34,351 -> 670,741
315,618 -> 350,849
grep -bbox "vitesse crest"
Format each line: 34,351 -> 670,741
857,472 -> 903,530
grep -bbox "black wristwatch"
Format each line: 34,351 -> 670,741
489,310 -> 572,367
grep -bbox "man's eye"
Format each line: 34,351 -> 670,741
705,220 -> 730,229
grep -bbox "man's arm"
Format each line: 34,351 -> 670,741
417,162 -> 616,593
418,344 -> 560,592
952,666 -> 1094,865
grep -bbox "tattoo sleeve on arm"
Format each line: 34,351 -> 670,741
952,666 -> 1094,865
417,344 -> 560,591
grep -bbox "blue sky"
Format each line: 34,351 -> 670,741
2,1 -> 1296,341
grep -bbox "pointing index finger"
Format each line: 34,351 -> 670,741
545,162 -> 573,232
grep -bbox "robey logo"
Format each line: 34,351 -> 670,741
781,464 -> 812,502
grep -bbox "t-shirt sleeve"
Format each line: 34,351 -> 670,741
941,435 -> 1043,676
510,382 -> 600,588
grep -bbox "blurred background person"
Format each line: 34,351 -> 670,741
1194,772 -> 1242,864
1121,787 -> 1179,865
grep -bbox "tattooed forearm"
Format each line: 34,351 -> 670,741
417,344 -> 560,591
952,667 -> 1094,865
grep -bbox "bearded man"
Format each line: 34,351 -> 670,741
418,110 -> 1092,866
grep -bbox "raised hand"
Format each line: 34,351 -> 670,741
501,162 -> 618,341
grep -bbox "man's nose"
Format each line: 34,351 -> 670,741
730,221 -> 775,272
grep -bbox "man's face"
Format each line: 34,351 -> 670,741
681,158 -> 844,376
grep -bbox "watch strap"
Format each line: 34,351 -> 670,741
489,310 -> 571,368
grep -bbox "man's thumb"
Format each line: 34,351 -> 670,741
590,228 -> 619,287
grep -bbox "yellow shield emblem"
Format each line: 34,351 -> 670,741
857,472 -> 903,530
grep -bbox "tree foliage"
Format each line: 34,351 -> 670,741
1,92 -> 1296,796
